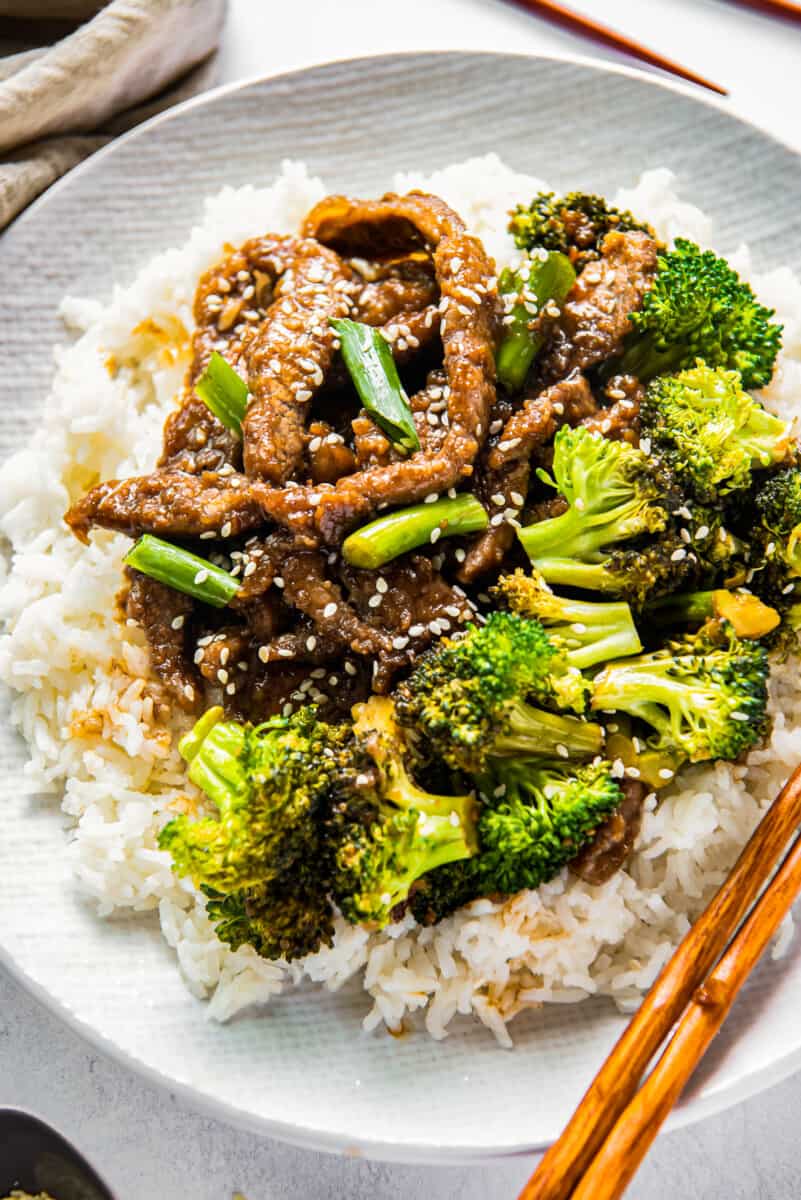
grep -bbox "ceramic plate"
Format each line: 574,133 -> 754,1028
2,52 -> 801,1162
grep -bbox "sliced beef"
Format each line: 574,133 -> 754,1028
582,374 -> 643,445
570,778 -> 646,885
258,192 -> 499,544
124,570 -> 200,712
539,230 -> 658,382
65,471 -> 268,542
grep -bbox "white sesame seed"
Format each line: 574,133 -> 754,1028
344,661 -> 357,676
170,615 -> 185,631
217,668 -> 229,685
375,578 -> 388,594
625,766 -> 641,778
323,602 -> 338,619
273,576 -> 285,589
199,531 -> 216,540
193,569 -> 209,585
424,492 -> 439,504
243,561 -> 257,578
392,635 -> 409,650
368,594 -> 382,608
556,744 -> 569,759
311,668 -> 326,679
491,492 -> 506,506
730,712 -> 750,721
308,437 -> 322,453
510,491 -> 525,507
490,513 -> 504,527
454,548 -> 466,563
782,582 -> 796,595
408,624 -> 425,638
680,527 -> 692,544
193,649 -> 204,664
658,768 -> 675,780
696,525 -> 710,540
220,647 -> 230,666
571,623 -> 587,634
306,635 -> 317,651
282,703 -> 294,717
220,522 -> 232,539
183,684 -> 195,701
574,497 -> 586,512
670,548 -> 687,562
430,527 -> 442,543
278,647 -> 293,658
258,646 -> 270,663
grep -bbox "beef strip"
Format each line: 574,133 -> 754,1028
570,778 -> 646,885
539,230 -> 658,383
458,372 -> 596,581
124,570 -> 201,711
257,192 -> 500,544
305,420 -> 358,483
351,368 -> 449,470
237,236 -> 352,483
582,374 -> 642,445
65,470 -> 268,542
350,254 -> 438,326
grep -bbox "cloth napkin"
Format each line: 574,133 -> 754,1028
0,0 -> 226,230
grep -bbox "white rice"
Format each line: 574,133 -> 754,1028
2,155 -> 800,1047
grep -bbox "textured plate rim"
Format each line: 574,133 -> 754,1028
2,47 -> 801,1162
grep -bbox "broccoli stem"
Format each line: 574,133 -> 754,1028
183,719 -> 250,809
645,589 -> 780,638
493,699 -> 604,759
179,705 -> 224,763
515,556 -> 622,594
125,535 -> 240,608
330,317 -> 420,455
496,252 -> 576,392
342,494 -> 488,569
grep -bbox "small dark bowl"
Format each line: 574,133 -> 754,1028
0,1110 -> 115,1200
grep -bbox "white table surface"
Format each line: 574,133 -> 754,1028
4,0 -> 801,1195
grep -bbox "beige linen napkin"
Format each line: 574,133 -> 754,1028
0,0 -> 226,229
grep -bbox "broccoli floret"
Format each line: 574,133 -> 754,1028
508,191 -> 655,270
330,696 -> 478,926
395,611 -> 604,774
203,878 -> 335,962
518,425 -> 678,591
641,363 -> 792,501
753,467 -> 801,582
410,758 -> 623,923
494,567 -> 642,668
159,706 -> 349,894
602,239 -> 782,388
591,621 -> 769,763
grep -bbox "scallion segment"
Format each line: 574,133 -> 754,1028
125,535 -> 240,608
195,351 -> 249,434
496,251 -> 576,393
330,317 -> 420,455
342,494 -> 488,569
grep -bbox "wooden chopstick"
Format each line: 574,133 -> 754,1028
728,0 -> 801,23
571,823 -> 801,1199
519,759 -> 801,1200
503,0 -> 729,96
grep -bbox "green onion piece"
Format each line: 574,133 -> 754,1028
496,251 -> 576,392
195,351 -> 249,434
125,535 -> 240,608
342,494 -> 488,569
179,706 -> 224,763
330,317 -> 420,455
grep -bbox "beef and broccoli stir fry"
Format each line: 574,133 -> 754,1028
64,187 -> 793,962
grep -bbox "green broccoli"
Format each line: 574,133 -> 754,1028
159,706 -> 350,894
641,363 -> 792,501
591,622 -> 769,764
330,696 -> 478,926
753,467 -> 801,583
202,878 -> 335,962
494,567 -> 643,668
410,757 -> 624,924
508,190 -> 655,270
600,239 -> 782,388
496,250 -> 576,392
518,425 -> 678,595
645,587 -> 780,639
394,611 -> 604,775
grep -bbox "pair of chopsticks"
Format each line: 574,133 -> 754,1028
507,0 -> 801,98
519,758 -> 801,1200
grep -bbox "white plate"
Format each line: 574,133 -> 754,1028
2,51 -> 801,1162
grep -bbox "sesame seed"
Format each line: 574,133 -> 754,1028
311,668 -> 326,679
375,578 -> 388,594
220,647 -> 230,666
243,561 -> 257,578
344,661 -> 357,676
680,527 -> 691,544
639,436 -> 652,455
183,684 -> 195,701
308,437 -> 322,452
510,491 -> 525,507
574,497 -> 586,512
329,675 -> 339,687
658,768 -> 675,780
424,492 -> 439,504
258,646 -> 270,663
323,602 -> 338,619
199,531 -> 215,540
571,623 -> 587,634
225,682 -> 236,695
368,594 -> 382,608
170,615 -> 185,631
670,548 -> 687,562
490,514 -> 504,527
556,744 -> 569,759
408,623 -> 425,637
273,576 -> 285,588
491,492 -> 506,506
731,712 -> 750,721
625,766 -> 641,778
193,649 -> 204,664
696,525 -> 709,540
217,669 -> 229,685
782,582 -> 796,595
392,635 -> 409,650
194,569 -> 209,585
430,527 -> 442,543
220,522 -> 232,539
282,703 -> 293,717
454,548 -> 466,563
306,635 -> 317,651
277,647 -> 293,658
